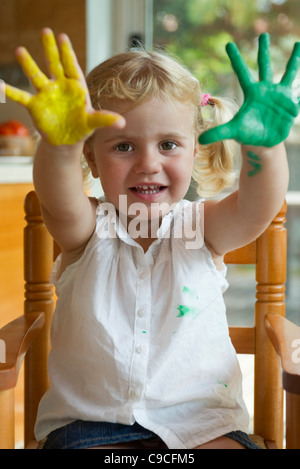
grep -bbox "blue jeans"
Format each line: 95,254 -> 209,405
42,420 -> 260,449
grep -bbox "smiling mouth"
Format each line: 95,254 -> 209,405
131,184 -> 166,194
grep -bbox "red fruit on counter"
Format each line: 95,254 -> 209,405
0,120 -> 30,136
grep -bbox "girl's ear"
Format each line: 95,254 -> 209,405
83,140 -> 99,178
194,140 -> 200,159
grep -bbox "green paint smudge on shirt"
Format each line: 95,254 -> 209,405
176,286 -> 202,318
176,305 -> 201,318
182,286 -> 199,300
217,380 -> 228,388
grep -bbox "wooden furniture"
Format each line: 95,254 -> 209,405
0,182 -> 34,446
224,200 -> 300,449
0,0 -> 86,72
0,183 -> 34,331
0,192 -> 300,449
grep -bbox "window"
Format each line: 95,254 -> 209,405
153,0 -> 300,96
153,0 -> 300,326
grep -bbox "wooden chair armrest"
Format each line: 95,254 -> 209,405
0,313 -> 45,391
265,313 -> 300,395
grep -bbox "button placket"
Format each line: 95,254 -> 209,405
128,253 -> 152,402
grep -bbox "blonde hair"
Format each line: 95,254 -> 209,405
85,49 -> 238,198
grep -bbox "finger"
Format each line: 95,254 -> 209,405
5,83 -> 32,106
280,42 -> 300,87
59,34 -> 82,80
226,42 -> 255,91
42,28 -> 64,79
87,111 -> 126,130
258,33 -> 273,82
198,122 -> 237,145
15,47 -> 49,90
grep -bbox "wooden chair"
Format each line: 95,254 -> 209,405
0,191 -> 300,449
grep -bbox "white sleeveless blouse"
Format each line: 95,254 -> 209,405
35,199 -> 248,448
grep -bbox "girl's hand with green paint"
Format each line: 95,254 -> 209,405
3,28 -> 125,146
199,33 -> 300,147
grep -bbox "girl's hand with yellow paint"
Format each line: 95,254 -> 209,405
3,28 -> 125,146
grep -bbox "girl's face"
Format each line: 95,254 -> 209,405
84,97 -> 197,226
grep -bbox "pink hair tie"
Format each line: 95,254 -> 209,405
201,93 -> 211,107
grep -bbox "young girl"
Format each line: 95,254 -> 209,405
4,28 -> 299,449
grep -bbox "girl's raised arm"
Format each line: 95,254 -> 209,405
3,28 -> 125,252
201,33 -> 299,256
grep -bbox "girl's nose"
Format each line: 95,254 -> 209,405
133,149 -> 162,174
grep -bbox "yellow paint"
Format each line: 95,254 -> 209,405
60,39 -> 81,79
5,84 -> 31,106
17,47 -> 49,90
42,29 -> 64,78
4,29 -> 121,146
28,78 -> 89,145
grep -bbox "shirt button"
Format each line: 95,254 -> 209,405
138,309 -> 145,317
136,345 -> 143,354
139,271 -> 147,280
130,389 -> 139,399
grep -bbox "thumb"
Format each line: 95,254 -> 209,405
199,121 -> 237,145
87,110 -> 126,130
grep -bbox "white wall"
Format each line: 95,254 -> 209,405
86,0 -> 153,72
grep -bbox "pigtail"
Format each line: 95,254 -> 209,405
193,96 -> 240,198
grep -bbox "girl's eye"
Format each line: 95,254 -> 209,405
115,143 -> 133,152
160,141 -> 177,151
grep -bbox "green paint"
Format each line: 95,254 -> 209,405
176,286 -> 202,318
182,286 -> 199,300
176,304 -> 202,318
247,151 -> 262,177
199,33 -> 300,147
217,380 -> 228,388
142,331 -> 147,333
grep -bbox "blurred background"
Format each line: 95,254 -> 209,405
153,0 -> 300,327
0,0 -> 299,446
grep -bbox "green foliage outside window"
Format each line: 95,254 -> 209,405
153,0 -> 300,97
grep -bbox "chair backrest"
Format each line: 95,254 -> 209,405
23,191 -> 54,445
23,191 -> 287,448
225,201 -> 287,448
